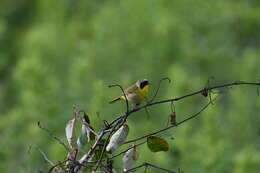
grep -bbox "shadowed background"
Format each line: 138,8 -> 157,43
0,0 -> 260,172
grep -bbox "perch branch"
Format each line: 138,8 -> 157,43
108,81 -> 260,128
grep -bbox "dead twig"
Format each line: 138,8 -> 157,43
109,84 -> 129,114
149,77 -> 171,103
29,145 -> 55,166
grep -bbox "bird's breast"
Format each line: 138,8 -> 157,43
138,85 -> 149,99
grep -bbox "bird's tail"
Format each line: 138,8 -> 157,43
109,96 -> 124,104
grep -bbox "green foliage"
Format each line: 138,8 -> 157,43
147,136 -> 169,152
0,0 -> 260,172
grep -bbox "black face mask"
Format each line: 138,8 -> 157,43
140,80 -> 149,89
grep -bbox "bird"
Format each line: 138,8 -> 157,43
109,79 -> 150,106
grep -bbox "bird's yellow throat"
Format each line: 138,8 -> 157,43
138,85 -> 149,100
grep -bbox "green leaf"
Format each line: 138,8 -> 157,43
147,136 -> 169,152
77,123 -> 96,149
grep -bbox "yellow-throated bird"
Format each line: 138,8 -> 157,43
109,79 -> 149,106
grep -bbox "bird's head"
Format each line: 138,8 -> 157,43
136,79 -> 149,89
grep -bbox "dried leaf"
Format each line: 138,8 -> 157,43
147,136 -> 169,152
122,145 -> 138,172
77,113 -> 96,149
170,112 -> 177,125
106,124 -> 129,153
201,88 -> 208,97
67,147 -> 78,160
65,118 -> 77,148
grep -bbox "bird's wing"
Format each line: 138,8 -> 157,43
124,84 -> 138,95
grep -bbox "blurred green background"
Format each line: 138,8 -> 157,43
0,0 -> 260,172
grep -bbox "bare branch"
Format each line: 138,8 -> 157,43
148,81 -> 260,106
257,80 -> 260,96
78,114 -> 98,137
48,160 -> 68,173
108,81 -> 260,129
149,77 -> 171,103
110,141 -> 146,160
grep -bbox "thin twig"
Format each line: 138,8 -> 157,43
109,84 -> 129,113
144,107 -> 150,119
100,162 -> 111,173
49,159 -> 68,173
144,165 -> 148,173
148,81 -> 259,107
124,162 -> 176,173
110,141 -> 146,159
78,141 -> 146,165
79,116 -> 98,136
81,121 -> 98,136
257,80 -> 260,96
149,77 -> 171,103
170,101 -> 175,114
33,145 -> 55,166
143,97 -> 151,119
37,121 -> 70,152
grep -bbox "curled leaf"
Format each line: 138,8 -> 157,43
77,125 -> 96,149
147,136 -> 169,152
201,88 -> 208,97
106,124 -> 129,153
77,133 -> 87,150
67,147 -> 78,161
170,112 -> 177,126
77,113 -> 96,149
122,145 -> 138,172
65,118 -> 77,148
